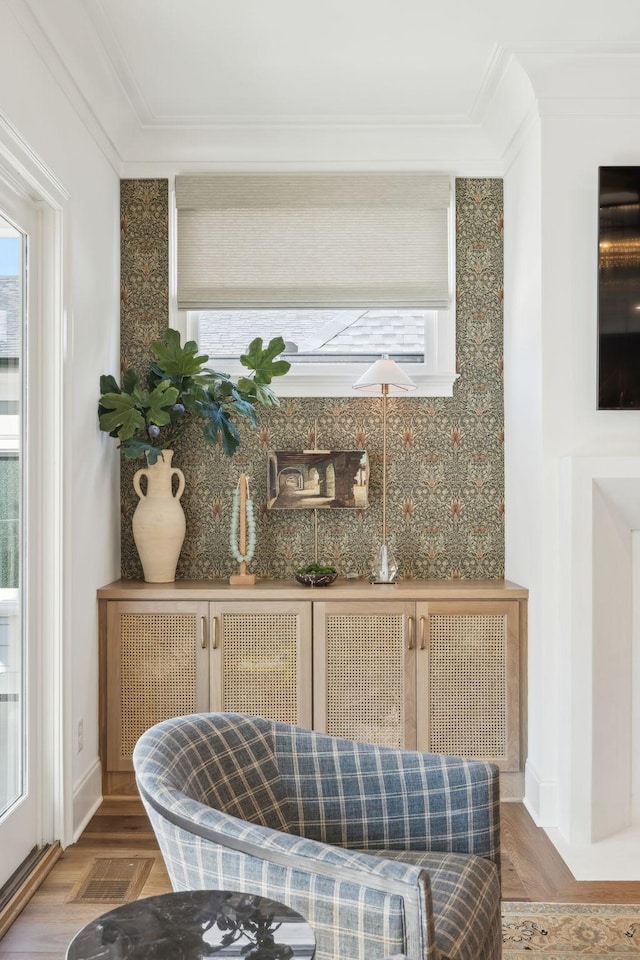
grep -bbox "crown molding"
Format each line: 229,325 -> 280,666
473,41 -> 640,164
123,120 -> 502,170
469,43 -> 510,125
477,50 -> 537,163
0,108 -> 70,206
506,39 -> 640,57
123,39 -> 640,167
537,97 -> 640,119
121,158 -> 506,179
83,0 -> 156,128
11,7 -> 640,174
10,0 -> 136,172
506,41 -> 640,105
9,0 -> 506,168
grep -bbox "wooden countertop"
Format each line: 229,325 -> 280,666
98,578 -> 528,601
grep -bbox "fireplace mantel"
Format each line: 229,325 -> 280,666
552,456 -> 640,879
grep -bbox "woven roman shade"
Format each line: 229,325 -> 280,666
175,173 -> 452,310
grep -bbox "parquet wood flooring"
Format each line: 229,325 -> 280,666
1,800 -> 639,957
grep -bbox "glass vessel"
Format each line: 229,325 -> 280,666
372,544 -> 398,583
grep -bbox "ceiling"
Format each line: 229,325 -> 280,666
17,0 -> 640,170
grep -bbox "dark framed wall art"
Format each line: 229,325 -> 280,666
598,165 -> 640,409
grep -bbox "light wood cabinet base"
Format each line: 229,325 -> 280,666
99,579 -> 528,800
499,771 -> 526,803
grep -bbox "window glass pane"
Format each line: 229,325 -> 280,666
0,219 -> 22,817
0,457 -> 18,588
193,309 -> 426,364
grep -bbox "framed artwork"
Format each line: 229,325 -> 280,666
267,450 -> 368,510
598,165 -> 640,409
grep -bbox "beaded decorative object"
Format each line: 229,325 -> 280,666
230,479 -> 256,564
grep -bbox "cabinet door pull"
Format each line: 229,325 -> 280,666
407,616 -> 415,650
419,615 -> 427,650
200,616 -> 207,649
210,615 -> 218,650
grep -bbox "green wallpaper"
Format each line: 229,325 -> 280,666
120,178 -> 504,581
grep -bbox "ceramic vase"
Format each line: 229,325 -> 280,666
132,449 -> 186,582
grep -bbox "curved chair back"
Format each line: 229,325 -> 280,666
134,713 -> 502,960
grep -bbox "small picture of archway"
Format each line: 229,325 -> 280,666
267,450 -> 369,510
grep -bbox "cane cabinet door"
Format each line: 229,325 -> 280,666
209,601 -> 312,728
312,600 -> 417,749
415,600 -> 520,770
105,601 -> 210,772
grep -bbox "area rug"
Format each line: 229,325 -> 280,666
502,902 -> 640,958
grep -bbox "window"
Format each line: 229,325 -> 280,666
181,307 -> 456,397
173,173 -> 457,396
0,455 -> 18,588
0,214 -> 21,826
0,228 -> 19,590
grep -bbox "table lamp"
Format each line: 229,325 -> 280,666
353,356 -> 416,582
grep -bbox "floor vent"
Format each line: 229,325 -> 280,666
67,857 -> 154,904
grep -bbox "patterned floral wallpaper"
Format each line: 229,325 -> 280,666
120,178 -> 504,581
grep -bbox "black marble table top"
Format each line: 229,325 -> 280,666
66,889 -> 316,959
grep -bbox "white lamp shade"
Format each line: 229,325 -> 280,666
352,357 -> 417,394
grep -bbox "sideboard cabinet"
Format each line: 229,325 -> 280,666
98,579 -> 527,798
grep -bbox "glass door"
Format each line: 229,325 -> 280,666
0,201 -> 39,887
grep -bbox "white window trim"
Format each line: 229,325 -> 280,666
0,112 -> 69,854
169,177 -> 459,398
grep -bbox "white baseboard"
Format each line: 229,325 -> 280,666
524,759 -> 541,822
72,758 -> 103,842
523,761 -> 640,879
524,758 -> 559,827
545,822 -> 640,881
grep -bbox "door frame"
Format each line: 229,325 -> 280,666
0,111 -> 69,855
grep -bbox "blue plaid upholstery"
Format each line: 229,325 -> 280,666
133,712 -> 501,960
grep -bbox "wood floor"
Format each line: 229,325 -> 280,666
1,800 -> 639,958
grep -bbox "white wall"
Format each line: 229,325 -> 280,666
541,116 -> 640,844
504,49 -> 640,856
503,109 -> 556,822
592,482 -> 632,840
0,4 -> 120,840
632,531 -> 640,823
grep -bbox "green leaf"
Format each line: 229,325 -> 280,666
242,379 -> 281,408
239,336 -> 291,385
201,405 -> 241,456
145,380 -> 179,425
122,369 -> 140,394
99,374 -> 120,395
235,376 -> 258,397
254,357 -> 291,384
230,389 -> 258,425
215,379 -> 235,399
151,328 -> 209,377
180,381 -> 208,409
120,438 -> 157,461
140,444 -> 164,465
200,367 -> 231,384
99,392 -> 145,441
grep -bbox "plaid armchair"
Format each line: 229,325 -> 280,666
133,713 -> 502,960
